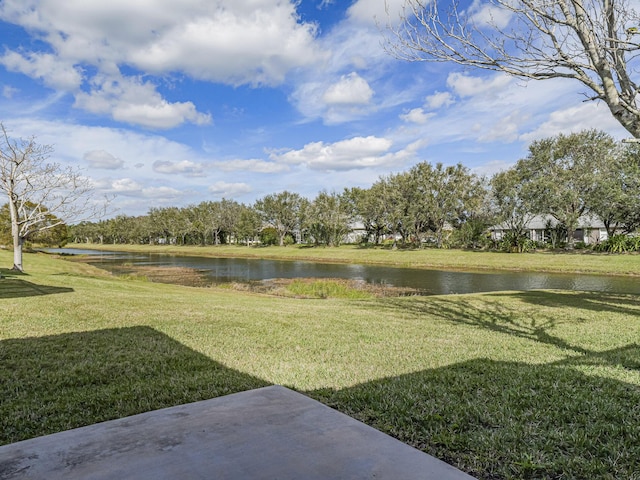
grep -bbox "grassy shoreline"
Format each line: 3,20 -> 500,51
2,250 -> 640,479
64,242 -> 640,276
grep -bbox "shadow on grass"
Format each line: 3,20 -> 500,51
377,290 -> 640,356
0,326 -> 269,446
0,267 -> 27,278
512,289 -> 640,317
3,320 -> 639,479
0,278 -> 74,299
309,344 -> 640,480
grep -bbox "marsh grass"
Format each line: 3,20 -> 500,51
221,278 -> 420,299
2,250 -> 640,479
285,279 -> 374,299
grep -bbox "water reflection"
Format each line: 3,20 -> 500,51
45,248 -> 640,295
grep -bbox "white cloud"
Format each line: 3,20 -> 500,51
152,159 -> 206,177
208,181 -> 252,197
270,136 -> 410,171
400,108 -> 433,124
103,178 -> 183,199
322,72 -> 374,105
216,159 -> 289,174
74,73 -> 211,129
478,111 -> 528,142
520,102 -> 628,142
0,0 -> 321,127
292,78 -> 377,125
471,160 -> 515,177
7,118 -> 196,168
425,91 -> 455,109
2,84 -> 19,99
0,0 -> 321,85
347,0 -> 407,26
130,12 -> 320,87
289,3 -> 403,124
0,51 -> 83,91
468,0 -> 513,29
84,150 -> 125,170
391,73 -> 595,148
109,178 -> 144,195
4,118 -> 207,212
142,186 -> 183,199
447,72 -> 512,98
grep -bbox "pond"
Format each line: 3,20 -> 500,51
45,248 -> 640,296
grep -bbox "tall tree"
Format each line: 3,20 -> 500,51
384,171 -> 416,245
409,162 -> 484,247
148,207 -> 181,245
196,199 -> 242,245
0,123 -> 100,271
234,204 -> 262,246
254,191 -> 303,246
306,190 -> 353,247
349,185 -> 390,244
588,142 -> 640,235
490,168 -> 537,250
387,0 -> 640,137
217,198 -> 242,244
516,129 -> 617,246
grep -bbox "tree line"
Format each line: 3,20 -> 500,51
63,130 -> 640,251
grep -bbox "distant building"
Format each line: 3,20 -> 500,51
490,214 -> 612,245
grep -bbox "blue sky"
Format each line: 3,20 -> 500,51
0,0 -> 629,217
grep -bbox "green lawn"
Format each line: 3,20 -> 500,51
1,250 -> 639,479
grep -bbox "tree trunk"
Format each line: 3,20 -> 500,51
12,234 -> 23,272
8,196 -> 24,272
566,226 -> 576,249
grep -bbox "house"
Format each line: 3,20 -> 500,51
341,220 -> 366,244
490,214 -> 610,245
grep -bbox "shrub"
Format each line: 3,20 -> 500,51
450,220 -> 492,249
499,231 -> 534,253
628,236 -> 640,251
259,227 -> 278,246
608,234 -> 630,253
283,234 -> 295,246
594,234 -> 640,253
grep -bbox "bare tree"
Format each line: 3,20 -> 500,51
0,123 -> 103,272
386,0 -> 640,137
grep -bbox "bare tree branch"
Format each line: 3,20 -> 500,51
385,0 -> 640,137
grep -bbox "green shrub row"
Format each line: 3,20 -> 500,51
594,234 -> 640,253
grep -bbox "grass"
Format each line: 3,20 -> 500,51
65,242 -> 640,276
2,250 -> 640,479
285,278 -> 374,299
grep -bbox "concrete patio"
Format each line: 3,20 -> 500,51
0,385 -> 476,479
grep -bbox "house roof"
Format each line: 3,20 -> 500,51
492,214 -> 606,231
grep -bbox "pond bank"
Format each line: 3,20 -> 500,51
63,242 -> 640,277
53,245 -> 640,296
67,256 -> 420,297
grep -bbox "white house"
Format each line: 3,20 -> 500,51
490,214 -> 610,245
